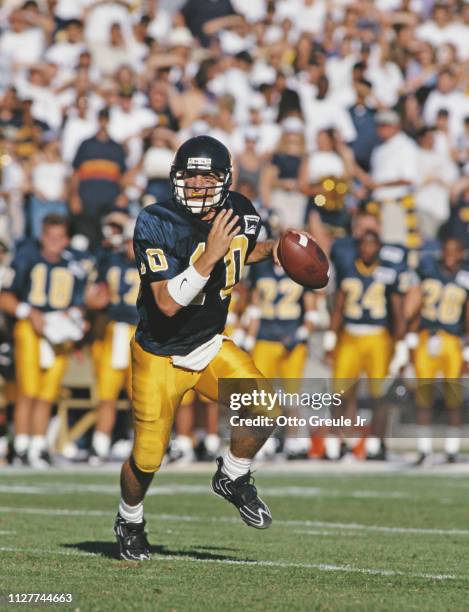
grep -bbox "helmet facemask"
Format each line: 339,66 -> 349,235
171,168 -> 232,216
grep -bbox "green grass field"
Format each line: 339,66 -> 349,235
1,466 -> 469,611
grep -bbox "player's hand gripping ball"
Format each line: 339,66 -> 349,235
277,231 -> 330,289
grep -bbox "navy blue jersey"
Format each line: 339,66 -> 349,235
96,250 -> 139,326
335,242 -> 409,327
249,261 -> 306,347
134,193 -> 261,356
417,255 -> 469,336
2,242 -> 88,312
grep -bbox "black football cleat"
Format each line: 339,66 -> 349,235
114,514 -> 151,561
211,457 -> 272,529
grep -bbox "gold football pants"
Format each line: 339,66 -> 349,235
131,338 -> 267,473
14,319 -> 68,402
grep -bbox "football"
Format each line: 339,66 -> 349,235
277,231 -> 330,289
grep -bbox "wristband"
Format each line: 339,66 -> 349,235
305,310 -> 320,325
231,329 -> 245,347
405,332 -> 419,349
245,305 -> 262,321
167,265 -> 210,307
16,302 -> 31,320
295,325 -> 309,341
243,335 -> 256,352
323,330 -> 337,351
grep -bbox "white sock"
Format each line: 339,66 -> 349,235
14,434 -> 30,454
325,436 -> 341,460
204,434 -> 220,454
174,435 -> 193,454
92,431 -> 111,458
365,437 -> 381,455
222,450 -> 251,480
444,428 -> 460,455
417,427 -> 433,454
119,499 -> 144,524
28,435 -> 46,456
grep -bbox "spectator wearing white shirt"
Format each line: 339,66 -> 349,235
44,19 -> 86,70
15,64 -> 63,131
287,0 -> 327,37
416,1 -> 468,61
61,94 -> 97,164
142,128 -> 178,204
90,22 -> 141,77
0,5 -> 52,78
244,97 -> 281,157
301,76 -> 357,150
108,91 -> 158,169
29,137 -> 69,238
259,117 -> 307,230
423,70 -> 469,143
369,109 -> 420,248
299,128 -> 353,253
415,126 -> 458,240
366,41 -> 404,109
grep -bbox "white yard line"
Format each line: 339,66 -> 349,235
0,483 -> 409,499
2,460 -> 469,475
0,545 -> 463,582
0,505 -> 467,536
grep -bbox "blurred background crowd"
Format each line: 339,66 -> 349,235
0,0 -> 468,468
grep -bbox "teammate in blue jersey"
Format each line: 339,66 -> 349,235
324,230 -> 409,459
405,236 -> 469,464
87,219 -> 139,463
246,259 -> 317,459
0,214 -> 88,467
114,136 -> 297,561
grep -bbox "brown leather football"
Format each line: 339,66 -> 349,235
277,232 -> 330,289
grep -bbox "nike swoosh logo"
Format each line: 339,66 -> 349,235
180,278 -> 188,290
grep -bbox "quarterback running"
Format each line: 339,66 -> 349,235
114,136 -> 297,561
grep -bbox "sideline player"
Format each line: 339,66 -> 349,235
0,215 -> 87,467
406,236 -> 469,464
114,136 -> 296,560
324,230 -> 408,459
245,219 -> 317,459
87,219 -> 139,463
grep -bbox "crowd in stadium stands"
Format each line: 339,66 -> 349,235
0,0 -> 468,467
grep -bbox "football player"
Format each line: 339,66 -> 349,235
406,236 -> 469,464
244,230 -> 317,460
114,136 -> 294,560
324,230 -> 408,459
86,219 -> 139,464
0,214 -> 87,467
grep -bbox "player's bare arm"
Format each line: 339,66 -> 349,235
246,228 -> 314,266
404,284 -> 423,323
323,288 -> 345,364
245,239 -> 278,265
390,292 -> 406,341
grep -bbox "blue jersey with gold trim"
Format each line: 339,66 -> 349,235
335,243 -> 408,327
249,261 -> 306,347
3,241 -> 88,312
134,193 -> 261,356
97,250 -> 139,325
417,256 -> 469,336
